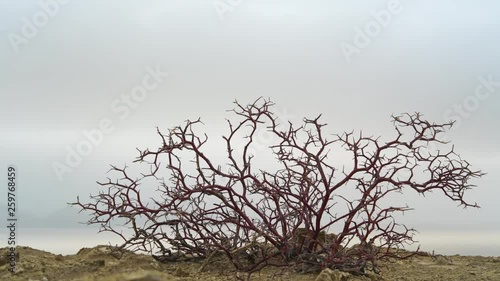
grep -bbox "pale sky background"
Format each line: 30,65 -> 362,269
0,0 -> 499,255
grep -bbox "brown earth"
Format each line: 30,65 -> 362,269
1,245 -> 499,281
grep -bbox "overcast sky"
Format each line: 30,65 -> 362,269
1,0 -> 499,254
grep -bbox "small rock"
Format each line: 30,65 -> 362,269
125,271 -> 169,281
98,246 -> 112,254
173,266 -> 190,277
315,268 -> 350,281
13,266 -> 24,274
149,261 -> 160,269
366,272 -> 385,280
86,259 -> 105,267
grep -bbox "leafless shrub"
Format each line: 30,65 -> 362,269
72,97 -> 483,277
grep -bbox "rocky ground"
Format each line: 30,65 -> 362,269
1,245 -> 499,281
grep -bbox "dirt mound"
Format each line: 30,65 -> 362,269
0,246 -> 499,280
0,245 -> 160,281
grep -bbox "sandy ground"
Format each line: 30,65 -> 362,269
1,245 -> 499,281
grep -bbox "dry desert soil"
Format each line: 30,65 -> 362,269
1,245 -> 500,281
